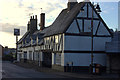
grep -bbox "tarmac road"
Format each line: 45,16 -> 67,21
2,61 -> 67,78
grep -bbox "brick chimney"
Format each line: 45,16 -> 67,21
67,0 -> 78,11
40,13 -> 45,30
29,15 -> 38,34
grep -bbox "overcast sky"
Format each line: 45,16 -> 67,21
0,0 -> 119,48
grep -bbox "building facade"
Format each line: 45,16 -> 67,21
106,31 -> 120,74
18,0 -> 113,73
0,44 -> 4,60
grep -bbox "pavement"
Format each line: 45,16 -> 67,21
13,61 -> 120,79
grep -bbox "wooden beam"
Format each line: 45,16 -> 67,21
82,19 -> 84,32
65,33 -> 111,37
64,50 -> 106,54
75,19 -> 81,33
87,3 -> 89,18
95,21 -> 101,35
77,17 -> 99,20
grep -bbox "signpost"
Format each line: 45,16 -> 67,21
14,29 -> 20,60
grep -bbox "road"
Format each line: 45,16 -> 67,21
2,61 -> 67,78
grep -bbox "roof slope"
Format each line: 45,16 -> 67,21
18,31 -> 30,44
44,2 -> 112,37
44,2 -> 85,37
18,27 -> 49,44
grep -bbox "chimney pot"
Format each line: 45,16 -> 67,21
33,16 -> 34,19
35,15 -> 37,19
30,16 -> 32,19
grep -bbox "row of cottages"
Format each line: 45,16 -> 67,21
17,0 -> 113,73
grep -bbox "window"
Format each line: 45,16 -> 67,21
29,51 -> 32,60
56,53 -> 61,65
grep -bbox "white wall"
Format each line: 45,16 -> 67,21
93,37 -> 111,51
65,36 -> 111,51
64,35 -> 111,67
64,53 -> 107,66
66,20 -> 79,33
65,36 -> 91,51
97,22 -> 110,35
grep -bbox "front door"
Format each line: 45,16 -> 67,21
43,52 -> 52,68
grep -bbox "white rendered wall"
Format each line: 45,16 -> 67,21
66,20 -> 79,33
64,53 -> 107,66
27,51 -> 29,60
65,36 -> 91,51
52,53 -> 55,65
97,22 -> 110,35
65,36 -> 111,51
40,52 -> 43,61
52,52 -> 64,66
93,37 -> 111,51
61,53 -> 64,66
88,4 -> 98,18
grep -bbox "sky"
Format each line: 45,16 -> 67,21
0,0 -> 119,48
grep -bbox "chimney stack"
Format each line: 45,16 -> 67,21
29,15 -> 37,34
67,0 -> 78,11
40,13 -> 45,30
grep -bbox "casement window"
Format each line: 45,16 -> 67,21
34,52 -> 37,61
24,51 -> 27,59
36,52 -> 39,61
34,51 -> 39,61
55,53 -> 61,65
19,54 -> 22,59
29,51 -> 32,60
